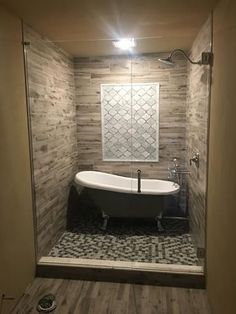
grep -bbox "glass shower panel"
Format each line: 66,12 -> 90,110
130,52 -> 160,188
23,20 -> 208,271
129,33 -> 210,270
100,55 -> 133,176
23,24 -> 134,260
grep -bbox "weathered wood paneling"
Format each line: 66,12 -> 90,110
74,54 -> 188,179
25,26 -> 78,258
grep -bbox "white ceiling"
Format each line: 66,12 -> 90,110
1,0 -> 218,56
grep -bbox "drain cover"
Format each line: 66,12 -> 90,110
37,294 -> 56,313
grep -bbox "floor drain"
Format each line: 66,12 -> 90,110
37,294 -> 56,313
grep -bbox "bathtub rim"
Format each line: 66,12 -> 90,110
74,171 -> 180,196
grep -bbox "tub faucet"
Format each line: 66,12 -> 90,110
137,169 -> 141,193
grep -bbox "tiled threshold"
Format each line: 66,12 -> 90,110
37,257 -> 204,289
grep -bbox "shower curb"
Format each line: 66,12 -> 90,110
37,257 -> 205,289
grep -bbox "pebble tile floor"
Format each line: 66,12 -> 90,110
49,214 -> 198,266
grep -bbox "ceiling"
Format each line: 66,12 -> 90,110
1,0 -> 218,56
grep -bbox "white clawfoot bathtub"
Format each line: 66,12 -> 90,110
74,171 -> 180,230
75,171 -> 180,195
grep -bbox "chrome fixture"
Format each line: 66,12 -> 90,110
137,169 -> 141,193
173,157 -> 180,170
168,157 -> 190,184
168,168 -> 178,183
190,153 -> 200,168
158,49 -> 213,66
168,158 -> 179,183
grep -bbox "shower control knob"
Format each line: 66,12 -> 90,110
190,153 -> 200,168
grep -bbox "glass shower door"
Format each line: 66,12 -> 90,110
23,26 -> 134,261
130,54 -> 160,190
127,53 -> 162,265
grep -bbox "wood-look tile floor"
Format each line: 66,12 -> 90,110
12,278 -> 211,314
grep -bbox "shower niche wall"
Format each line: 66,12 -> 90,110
24,16 -> 211,274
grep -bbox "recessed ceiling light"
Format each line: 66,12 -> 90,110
112,38 -> 136,51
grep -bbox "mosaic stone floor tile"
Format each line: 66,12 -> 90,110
49,216 -> 198,266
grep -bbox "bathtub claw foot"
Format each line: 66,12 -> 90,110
155,216 -> 165,233
157,220 -> 165,232
101,212 -> 109,231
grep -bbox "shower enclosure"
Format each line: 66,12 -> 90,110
23,15 -> 212,282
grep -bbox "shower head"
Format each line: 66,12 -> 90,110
158,49 -> 213,66
158,56 -> 174,66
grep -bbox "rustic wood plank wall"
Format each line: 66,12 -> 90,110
74,53 -> 188,179
25,26 -> 78,258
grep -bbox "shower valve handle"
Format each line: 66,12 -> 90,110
190,153 -> 200,168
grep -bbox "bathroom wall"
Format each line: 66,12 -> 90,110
207,0 -> 236,313
0,6 -> 35,312
186,17 -> 212,249
74,54 -> 187,180
24,26 -> 78,257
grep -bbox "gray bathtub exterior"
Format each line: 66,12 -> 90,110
78,186 -> 164,219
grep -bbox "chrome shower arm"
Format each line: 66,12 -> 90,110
169,49 -> 201,65
159,49 -> 213,66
